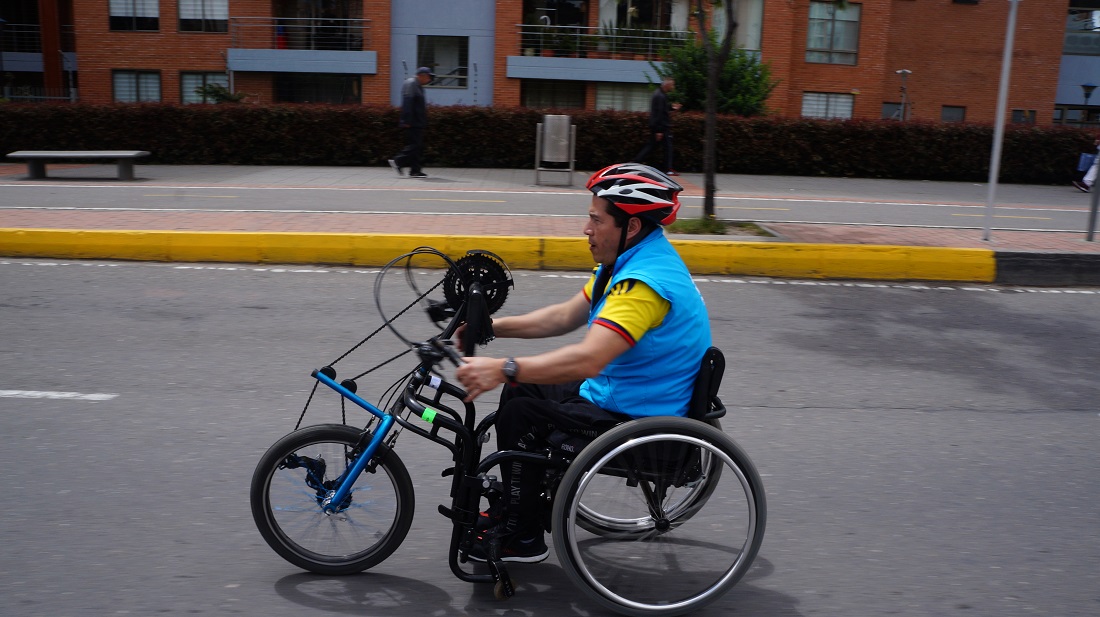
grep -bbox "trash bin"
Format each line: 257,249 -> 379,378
535,114 -> 575,186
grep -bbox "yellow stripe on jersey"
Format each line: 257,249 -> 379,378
583,274 -> 670,346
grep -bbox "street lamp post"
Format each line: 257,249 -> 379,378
0,18 -> 7,99
982,0 -> 1020,243
896,69 -> 912,121
1081,83 -> 1097,126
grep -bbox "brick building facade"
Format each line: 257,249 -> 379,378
0,1 -> 1078,126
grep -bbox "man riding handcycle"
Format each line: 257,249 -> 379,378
250,164 -> 766,617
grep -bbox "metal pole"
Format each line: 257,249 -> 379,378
896,69 -> 911,121
1088,178 -> 1099,241
0,19 -> 7,99
982,0 -> 1020,242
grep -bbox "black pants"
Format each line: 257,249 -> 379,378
494,381 -> 625,535
393,126 -> 424,174
633,130 -> 674,173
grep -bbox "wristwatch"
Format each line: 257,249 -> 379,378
502,357 -> 519,386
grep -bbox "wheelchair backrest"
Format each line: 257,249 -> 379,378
687,347 -> 726,422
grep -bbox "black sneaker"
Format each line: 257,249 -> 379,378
1073,180 -> 1090,193
476,505 -> 503,531
467,528 -> 549,564
388,159 -> 403,177
409,171 -> 428,178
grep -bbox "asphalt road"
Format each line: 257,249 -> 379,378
0,258 -> 1097,616
0,179 -> 1093,232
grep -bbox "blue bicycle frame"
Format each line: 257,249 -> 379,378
310,368 -> 395,514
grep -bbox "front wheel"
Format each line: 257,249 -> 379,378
250,424 -> 415,575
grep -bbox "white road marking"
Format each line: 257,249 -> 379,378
2,260 -> 1096,294
143,194 -> 238,198
0,390 -> 118,401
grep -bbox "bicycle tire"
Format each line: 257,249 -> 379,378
250,424 -> 415,575
552,417 -> 766,617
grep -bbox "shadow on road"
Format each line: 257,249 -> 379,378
272,555 -> 802,616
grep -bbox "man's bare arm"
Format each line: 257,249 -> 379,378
491,291 -> 590,339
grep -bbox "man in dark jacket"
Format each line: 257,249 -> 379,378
632,77 -> 681,175
389,67 -> 433,178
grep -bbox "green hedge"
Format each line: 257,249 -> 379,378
0,103 -> 1092,184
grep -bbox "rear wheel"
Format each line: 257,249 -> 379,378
574,419 -> 724,538
552,417 -> 766,617
250,424 -> 415,575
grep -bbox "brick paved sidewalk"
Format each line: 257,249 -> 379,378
3,204 -> 1098,254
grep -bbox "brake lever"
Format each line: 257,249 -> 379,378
431,338 -> 466,367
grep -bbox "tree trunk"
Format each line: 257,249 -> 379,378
693,0 -> 738,219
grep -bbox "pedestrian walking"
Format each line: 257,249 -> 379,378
389,66 -> 433,179
632,77 -> 681,175
1073,135 -> 1100,193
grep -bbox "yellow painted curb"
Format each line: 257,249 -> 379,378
686,241 -> 996,283
0,228 -> 996,283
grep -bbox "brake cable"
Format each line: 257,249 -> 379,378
294,251 -> 451,429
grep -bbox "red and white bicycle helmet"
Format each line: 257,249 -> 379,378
586,163 -> 684,226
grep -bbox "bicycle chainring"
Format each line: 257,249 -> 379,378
442,251 -> 513,315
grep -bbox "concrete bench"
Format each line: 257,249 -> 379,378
6,150 -> 151,181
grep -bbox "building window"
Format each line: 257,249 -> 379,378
802,92 -> 854,119
274,73 -> 360,104
110,0 -> 160,31
711,0 -> 764,51
882,102 -> 902,120
1065,9 -> 1100,56
418,36 -> 468,88
113,70 -> 161,102
595,83 -> 652,111
1011,109 -> 1036,124
941,106 -> 966,123
181,72 -> 229,103
521,80 -> 585,109
806,1 -> 861,65
524,0 -> 589,27
179,0 -> 228,32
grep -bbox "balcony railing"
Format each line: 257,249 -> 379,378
0,23 -> 77,53
2,85 -> 78,103
517,24 -> 691,60
230,17 -> 371,52
1065,30 -> 1100,56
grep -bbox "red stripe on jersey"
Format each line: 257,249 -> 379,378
593,318 -> 636,346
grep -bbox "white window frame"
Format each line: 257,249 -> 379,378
181,72 -> 229,104
595,83 -> 652,111
418,36 -> 469,89
113,70 -> 161,102
802,92 -> 854,119
806,1 -> 861,65
179,0 -> 228,33
109,0 -> 159,31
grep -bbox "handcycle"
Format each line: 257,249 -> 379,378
250,247 -> 767,617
